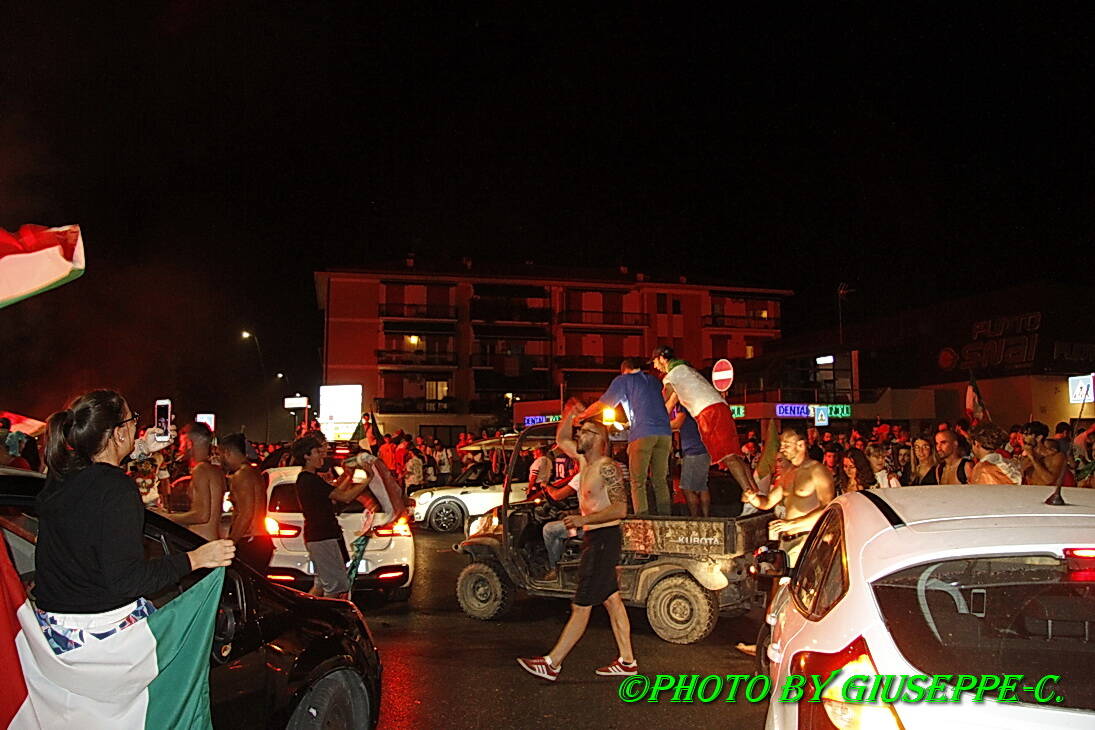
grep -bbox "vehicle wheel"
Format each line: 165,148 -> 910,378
428,500 -> 465,533
646,574 -> 719,645
456,561 -> 513,620
755,621 -> 772,678
287,670 -> 371,730
386,585 -> 412,602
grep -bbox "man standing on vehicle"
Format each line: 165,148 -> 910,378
518,401 -> 637,681
651,345 -> 762,497
580,358 -> 672,514
162,422 -> 226,541
292,435 -> 370,598
221,432 -> 274,572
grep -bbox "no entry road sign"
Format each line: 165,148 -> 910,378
712,359 -> 734,392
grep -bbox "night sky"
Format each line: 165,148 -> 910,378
3,4 -> 1093,437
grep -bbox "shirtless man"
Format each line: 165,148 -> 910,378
742,425 -> 835,567
1021,420 -> 1073,486
735,426 -> 834,656
518,401 -> 636,681
651,346 -> 761,496
221,432 -> 273,571
163,422 -> 226,541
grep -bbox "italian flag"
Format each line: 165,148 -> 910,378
0,547 -> 223,730
0,224 -> 86,309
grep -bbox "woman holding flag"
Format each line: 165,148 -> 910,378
6,389 -> 235,727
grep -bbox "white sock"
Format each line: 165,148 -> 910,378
545,655 -> 559,669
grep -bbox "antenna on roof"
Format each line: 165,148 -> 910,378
1046,383 -> 1088,506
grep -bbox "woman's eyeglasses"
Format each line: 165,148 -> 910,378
116,411 -> 140,429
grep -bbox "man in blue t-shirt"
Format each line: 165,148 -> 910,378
670,406 -> 710,517
580,358 -> 672,514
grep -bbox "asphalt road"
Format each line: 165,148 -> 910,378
356,529 -> 770,730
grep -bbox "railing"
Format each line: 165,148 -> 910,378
702,314 -> 781,329
378,303 -> 458,319
559,310 -> 648,326
375,398 -> 462,413
554,355 -> 619,370
376,350 -> 456,366
469,353 -> 550,369
470,301 -> 552,322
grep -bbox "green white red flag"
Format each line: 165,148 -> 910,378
0,224 -> 85,309
0,543 -> 222,729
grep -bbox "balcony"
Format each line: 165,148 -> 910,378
376,350 -> 456,366
555,355 -> 619,371
470,301 -> 552,323
559,310 -> 648,327
702,314 -> 781,330
375,397 -> 463,414
470,353 -> 550,369
379,303 -> 458,319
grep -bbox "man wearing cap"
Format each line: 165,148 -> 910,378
579,358 -> 672,514
651,345 -> 760,495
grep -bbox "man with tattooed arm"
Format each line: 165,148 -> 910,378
517,400 -> 637,681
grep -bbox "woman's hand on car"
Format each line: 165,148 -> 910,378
188,539 -> 236,570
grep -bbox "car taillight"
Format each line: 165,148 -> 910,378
792,636 -> 903,730
373,516 -> 412,538
376,570 -> 404,580
266,574 -> 296,582
264,516 -> 302,538
1064,547 -> 1095,581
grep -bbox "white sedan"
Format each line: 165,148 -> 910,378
760,485 -> 1095,729
410,478 -> 532,533
263,466 -> 415,600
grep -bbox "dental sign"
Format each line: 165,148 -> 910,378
775,403 -> 853,419
523,414 -> 562,427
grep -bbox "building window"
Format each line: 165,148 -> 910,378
657,293 -> 668,314
426,380 -> 449,401
745,345 -> 755,359
672,297 -> 682,315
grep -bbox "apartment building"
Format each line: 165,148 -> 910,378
315,259 -> 790,438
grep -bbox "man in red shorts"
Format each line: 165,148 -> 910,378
651,345 -> 760,495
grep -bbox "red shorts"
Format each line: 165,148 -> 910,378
695,403 -> 741,465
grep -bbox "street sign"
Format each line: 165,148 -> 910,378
284,396 -> 309,409
712,359 -> 734,392
814,405 -> 830,427
1069,374 -> 1094,404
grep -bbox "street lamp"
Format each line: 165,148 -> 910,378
242,330 -> 270,442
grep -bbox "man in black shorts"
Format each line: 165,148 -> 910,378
517,401 -> 636,681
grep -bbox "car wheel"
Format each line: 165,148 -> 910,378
456,561 -> 513,620
287,670 -> 371,730
428,500 -> 465,533
645,574 -> 719,645
755,621 -> 772,678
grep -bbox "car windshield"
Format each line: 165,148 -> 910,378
872,554 -> 1095,710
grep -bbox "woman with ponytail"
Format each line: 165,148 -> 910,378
34,390 -> 235,648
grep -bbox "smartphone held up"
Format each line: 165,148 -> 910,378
154,399 -> 172,442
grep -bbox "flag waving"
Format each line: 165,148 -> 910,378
1,544 -> 223,730
0,224 -> 86,309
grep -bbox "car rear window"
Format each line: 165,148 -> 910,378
872,554 -> 1095,710
269,483 -> 301,513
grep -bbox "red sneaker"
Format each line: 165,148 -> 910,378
517,656 -> 560,682
595,658 -> 638,676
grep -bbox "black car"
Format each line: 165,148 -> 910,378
0,467 -> 381,730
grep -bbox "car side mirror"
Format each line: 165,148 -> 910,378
752,545 -> 789,579
211,570 -> 244,664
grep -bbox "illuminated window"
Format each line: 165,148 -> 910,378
426,380 -> 449,401
745,345 -> 755,359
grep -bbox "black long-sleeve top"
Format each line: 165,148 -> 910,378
34,462 -> 192,613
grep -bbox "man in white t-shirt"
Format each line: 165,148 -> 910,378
651,345 -> 760,495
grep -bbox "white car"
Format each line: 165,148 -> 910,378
263,466 -> 415,600
410,479 -> 533,533
760,485 -> 1095,730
